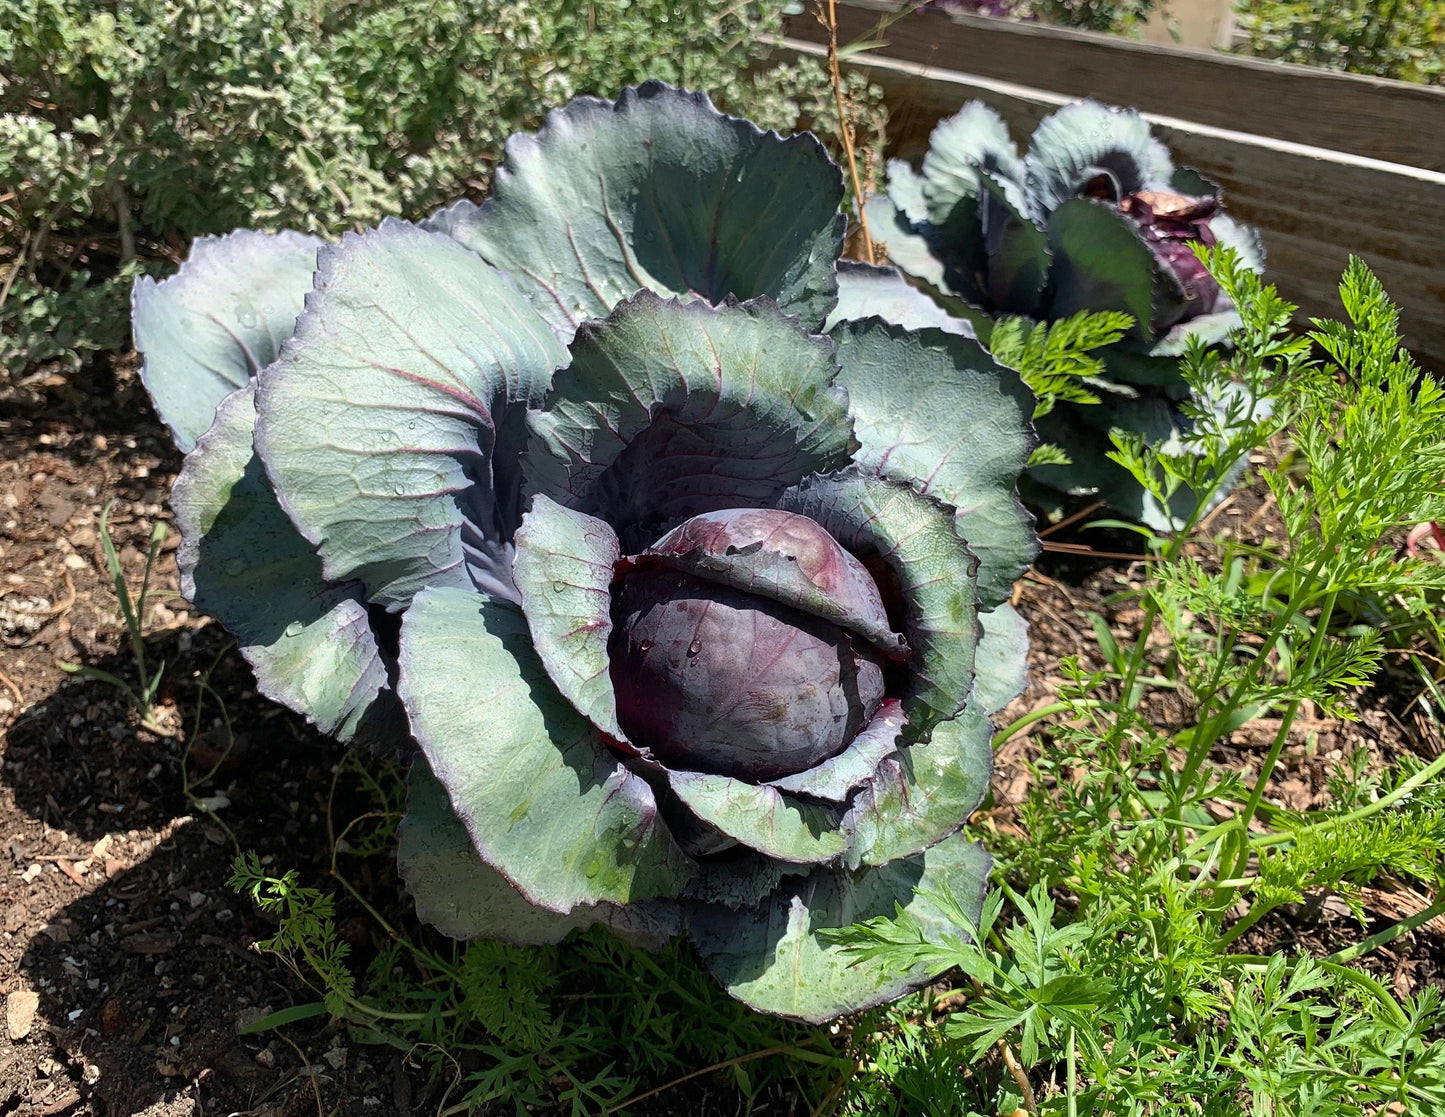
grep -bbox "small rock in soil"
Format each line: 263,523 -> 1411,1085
6,989 -> 39,1040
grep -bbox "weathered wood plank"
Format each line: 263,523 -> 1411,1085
773,37 -> 1445,372
783,0 -> 1445,172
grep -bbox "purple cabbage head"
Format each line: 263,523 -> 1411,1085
1112,186 -> 1223,329
610,509 -> 900,780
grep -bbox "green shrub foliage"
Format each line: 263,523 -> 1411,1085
0,0 -> 887,381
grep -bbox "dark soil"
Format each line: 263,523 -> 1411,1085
2,358 -> 1441,1116
1,358 -> 425,1116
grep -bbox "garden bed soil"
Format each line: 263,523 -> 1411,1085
1,357 -> 1440,1116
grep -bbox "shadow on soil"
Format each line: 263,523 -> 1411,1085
3,624 -> 438,1116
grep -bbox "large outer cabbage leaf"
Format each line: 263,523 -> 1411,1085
399,758 -> 680,949
522,292 -> 856,551
511,496 -> 628,742
254,221 -> 567,611
170,384 -> 397,743
1023,100 -> 1173,215
397,586 -> 692,913
428,81 -> 845,339
829,320 -> 1037,609
134,229 -> 323,452
689,833 -> 991,1022
822,261 -> 974,337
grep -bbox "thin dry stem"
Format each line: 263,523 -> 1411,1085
1037,499 -> 1107,539
605,1043 -> 804,1114
0,666 -> 24,712
1039,540 -> 1158,561
819,0 -> 876,263
276,1029 -> 326,1117
998,1036 -> 1038,1112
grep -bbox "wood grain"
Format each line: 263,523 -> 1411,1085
774,36 -> 1445,373
783,0 -> 1445,172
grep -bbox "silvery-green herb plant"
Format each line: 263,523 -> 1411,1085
132,83 -> 1037,1022
869,99 -> 1264,526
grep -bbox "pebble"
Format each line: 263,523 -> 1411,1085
6,989 -> 39,1040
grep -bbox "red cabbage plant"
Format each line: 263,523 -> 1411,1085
869,99 -> 1266,527
131,84 -> 1038,1022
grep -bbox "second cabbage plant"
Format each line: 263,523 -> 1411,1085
871,99 -> 1264,525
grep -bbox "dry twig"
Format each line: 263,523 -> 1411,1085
817,0 -> 875,263
1037,500 -> 1106,539
605,1043 -> 806,1114
0,665 -> 24,711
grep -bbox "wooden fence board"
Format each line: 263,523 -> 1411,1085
774,37 -> 1445,372
782,0 -> 1445,173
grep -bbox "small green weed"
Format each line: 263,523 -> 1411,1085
984,310 -> 1136,468
61,499 -> 172,730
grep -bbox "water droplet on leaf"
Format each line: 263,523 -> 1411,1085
284,620 -> 304,637
687,638 -> 702,656
584,859 -> 602,878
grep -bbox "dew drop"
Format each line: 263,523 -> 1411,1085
687,638 -> 702,656
584,859 -> 602,878
393,483 -> 405,495
407,420 -> 416,430
237,310 -> 257,328
223,558 -> 245,576
380,431 -> 393,442
551,580 -> 567,594
284,620 -> 304,638
638,638 -> 654,653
